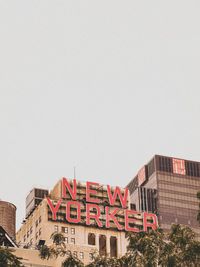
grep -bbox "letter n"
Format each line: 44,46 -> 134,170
62,177 -> 77,200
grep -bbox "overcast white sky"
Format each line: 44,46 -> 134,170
0,1 -> 200,229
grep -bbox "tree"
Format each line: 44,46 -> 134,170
126,224 -> 200,267
86,253 -> 121,267
126,228 -> 164,267
51,232 -> 66,246
0,247 -> 24,267
62,251 -> 84,267
39,232 -> 84,266
164,224 -> 200,267
39,244 -> 54,260
40,225 -> 200,267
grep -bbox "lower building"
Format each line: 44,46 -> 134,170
13,248 -> 53,267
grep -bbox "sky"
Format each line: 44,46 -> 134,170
0,1 -> 200,229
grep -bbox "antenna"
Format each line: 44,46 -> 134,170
73,166 -> 76,179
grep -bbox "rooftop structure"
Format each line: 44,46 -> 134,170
0,200 -> 16,240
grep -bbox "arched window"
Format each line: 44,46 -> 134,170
88,233 -> 96,245
99,235 -> 106,256
110,236 -> 117,257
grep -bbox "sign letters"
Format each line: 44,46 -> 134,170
47,178 -> 158,233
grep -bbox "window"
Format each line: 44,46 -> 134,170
23,235 -> 26,242
71,228 -> 75,235
147,158 -> 155,178
130,203 -> 136,210
79,252 -> 84,259
35,220 -> 38,227
99,235 -> 106,256
110,236 -> 117,257
64,237 -> 68,243
88,233 -> 96,245
185,161 -> 200,177
71,238 -> 75,244
39,228 -> 41,236
30,227 -> 33,234
89,253 -> 94,261
36,232 -> 38,240
39,216 -> 42,223
73,251 -> 77,258
66,250 -> 71,256
27,231 -> 29,238
158,156 -> 172,173
62,227 -> 68,234
54,225 -> 58,232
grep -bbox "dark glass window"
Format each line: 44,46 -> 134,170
88,233 -> 96,245
99,235 -> 106,256
185,161 -> 200,177
147,158 -> 155,177
158,156 -> 172,173
130,203 -> 136,210
110,236 -> 117,257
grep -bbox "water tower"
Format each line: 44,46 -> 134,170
0,200 -> 16,240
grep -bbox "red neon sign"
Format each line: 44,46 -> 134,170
172,158 -> 186,175
47,178 -> 158,233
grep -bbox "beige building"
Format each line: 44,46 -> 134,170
16,178 -> 129,266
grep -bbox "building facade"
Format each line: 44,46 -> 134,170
16,178 -> 129,266
127,155 -> 200,238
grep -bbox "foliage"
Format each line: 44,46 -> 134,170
39,244 -> 54,260
51,232 -> 66,246
126,224 -> 200,267
39,233 -> 84,266
163,224 -> 200,267
62,251 -> 84,267
40,226 -> 200,267
0,246 -> 24,267
126,228 -> 164,267
86,253 -> 120,267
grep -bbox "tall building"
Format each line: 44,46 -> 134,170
127,155 -> 200,238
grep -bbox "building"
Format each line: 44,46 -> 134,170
127,155 -> 200,238
26,188 -> 48,218
0,200 -> 16,240
16,178 -> 130,266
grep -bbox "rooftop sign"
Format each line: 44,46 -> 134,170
47,178 -> 158,233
